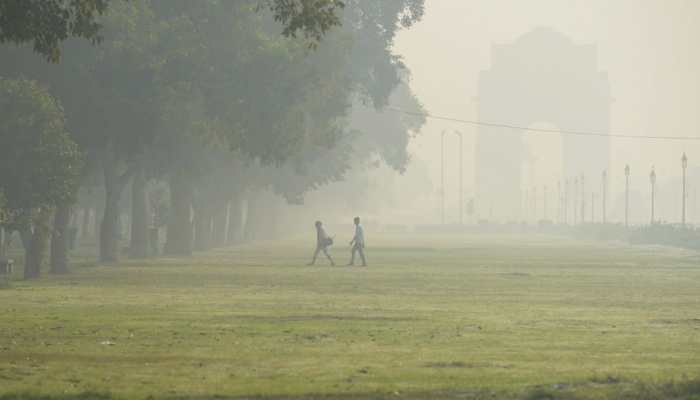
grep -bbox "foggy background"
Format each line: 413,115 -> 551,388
345,0 -> 700,227
5,0 -> 700,246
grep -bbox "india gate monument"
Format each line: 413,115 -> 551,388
475,27 -> 611,221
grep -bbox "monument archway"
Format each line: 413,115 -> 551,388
475,27 -> 611,221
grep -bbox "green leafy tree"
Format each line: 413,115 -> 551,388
0,78 -> 82,278
0,0 -> 424,263
343,0 -> 424,107
263,0 -> 345,45
0,0 -> 110,62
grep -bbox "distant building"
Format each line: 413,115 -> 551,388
475,27 -> 611,221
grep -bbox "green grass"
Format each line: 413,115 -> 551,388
1,233 -> 700,399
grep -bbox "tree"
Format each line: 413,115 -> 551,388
342,0 -> 424,108
0,0 -> 345,62
0,78 -> 82,278
143,0 -> 353,254
182,0 -> 426,241
0,0 -> 425,265
0,0 -> 109,62
263,0 -> 345,45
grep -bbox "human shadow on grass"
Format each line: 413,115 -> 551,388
2,378 -> 700,400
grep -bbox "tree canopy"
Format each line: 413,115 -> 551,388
0,77 -> 82,220
0,0 -> 109,62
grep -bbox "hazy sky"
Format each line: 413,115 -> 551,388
392,0 -> 700,224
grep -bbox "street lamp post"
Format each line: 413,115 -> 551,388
524,188 -> 528,221
455,131 -> 464,225
544,185 -> 548,220
682,153 -> 688,226
602,170 -> 607,224
533,186 -> 537,222
591,192 -> 595,223
580,174 -> 585,223
440,130 -> 446,225
557,180 -> 562,223
625,165 -> 630,227
650,166 -> 656,225
565,179 -> 569,224
571,176 -> 578,225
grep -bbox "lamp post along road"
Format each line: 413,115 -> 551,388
544,185 -> 548,220
455,131 -> 464,225
580,174 -> 585,223
565,179 -> 569,224
557,180 -> 561,223
591,192 -> 595,222
625,165 -> 630,227
682,153 -> 688,226
571,177 -> 578,225
650,166 -> 656,225
602,170 -> 607,224
533,186 -> 537,222
524,188 -> 528,221
440,130 -> 446,224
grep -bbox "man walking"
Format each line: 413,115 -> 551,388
308,220 -> 335,266
347,216 -> 367,266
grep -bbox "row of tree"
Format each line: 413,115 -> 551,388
0,0 -> 426,278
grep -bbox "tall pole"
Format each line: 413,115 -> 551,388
440,130 -> 445,224
544,185 -> 548,220
533,186 -> 537,222
565,179 -> 569,224
650,166 -> 656,225
625,165 -> 630,227
573,177 -> 578,225
524,188 -> 529,221
682,153 -> 687,226
580,174 -> 585,223
557,180 -> 561,223
455,131 -> 464,225
591,192 -> 595,223
602,170 -> 607,224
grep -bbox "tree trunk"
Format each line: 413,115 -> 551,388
81,207 -> 91,239
211,201 -> 228,248
100,187 -> 123,263
50,204 -> 71,274
95,199 -> 104,242
265,196 -> 280,239
0,228 -> 15,258
165,174 -> 193,256
0,228 -> 4,258
25,208 -> 52,279
100,157 -> 127,263
193,202 -> 213,251
243,194 -> 256,242
244,191 -> 267,242
226,195 -> 243,245
19,228 -> 31,251
129,169 -> 149,258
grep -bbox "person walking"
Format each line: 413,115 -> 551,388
308,220 -> 335,266
347,216 -> 367,266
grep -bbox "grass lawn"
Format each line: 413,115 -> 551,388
1,233 -> 700,399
